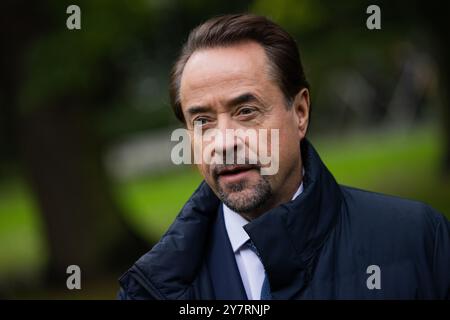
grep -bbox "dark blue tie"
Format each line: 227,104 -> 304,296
246,240 -> 272,300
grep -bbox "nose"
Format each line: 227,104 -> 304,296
209,115 -> 244,165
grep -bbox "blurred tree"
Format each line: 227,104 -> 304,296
1,0 -> 156,284
419,2 -> 450,176
1,0 -> 252,287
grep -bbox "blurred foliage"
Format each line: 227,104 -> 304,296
20,0 -> 150,112
13,0 -> 257,144
5,0 -> 446,144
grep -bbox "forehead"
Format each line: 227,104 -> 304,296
179,41 -> 273,109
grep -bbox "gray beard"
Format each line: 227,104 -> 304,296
216,175 -> 272,214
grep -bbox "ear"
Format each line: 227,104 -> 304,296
292,88 -> 310,139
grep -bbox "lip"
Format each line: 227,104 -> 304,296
216,165 -> 258,184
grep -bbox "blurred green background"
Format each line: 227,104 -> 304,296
1,0 -> 449,299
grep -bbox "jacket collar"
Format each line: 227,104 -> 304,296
122,139 -> 342,299
244,139 -> 342,298
123,181 -> 220,299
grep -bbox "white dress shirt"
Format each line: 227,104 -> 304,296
223,181 -> 304,300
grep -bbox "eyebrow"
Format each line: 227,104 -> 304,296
226,93 -> 260,107
186,106 -> 211,117
185,93 -> 262,118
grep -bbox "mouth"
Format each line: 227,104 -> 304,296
215,164 -> 259,184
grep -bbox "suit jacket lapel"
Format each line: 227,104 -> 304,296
206,205 -> 248,300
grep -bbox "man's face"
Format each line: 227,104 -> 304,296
180,41 -> 309,218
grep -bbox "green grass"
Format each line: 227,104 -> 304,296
114,168 -> 202,239
0,126 -> 449,285
0,178 -> 47,280
316,128 -> 441,189
315,127 -> 450,216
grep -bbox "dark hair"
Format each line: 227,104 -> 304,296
169,13 -> 309,123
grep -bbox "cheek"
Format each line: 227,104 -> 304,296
278,126 -> 300,163
197,163 -> 216,187
197,163 -> 208,176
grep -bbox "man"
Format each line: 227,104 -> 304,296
118,14 -> 450,299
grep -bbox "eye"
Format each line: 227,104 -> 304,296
193,117 -> 210,127
237,106 -> 256,116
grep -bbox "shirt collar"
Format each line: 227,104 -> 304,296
291,179 -> 304,201
223,179 -> 304,253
